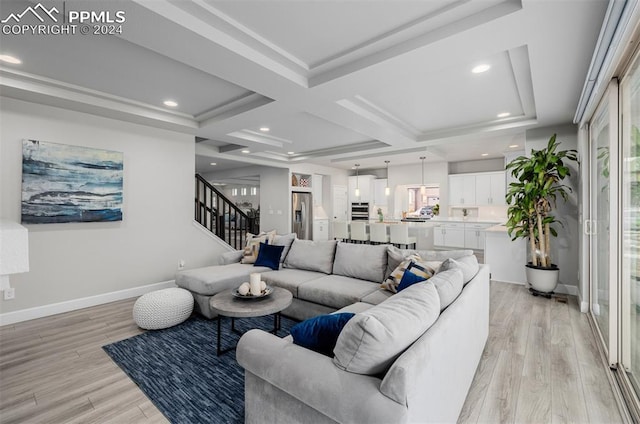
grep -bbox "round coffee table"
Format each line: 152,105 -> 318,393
209,287 -> 293,355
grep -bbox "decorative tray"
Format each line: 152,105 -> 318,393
232,285 -> 273,299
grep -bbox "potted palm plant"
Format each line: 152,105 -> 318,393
505,134 -> 578,295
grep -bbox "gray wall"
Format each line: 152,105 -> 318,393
0,98 -> 229,314
525,124 -> 580,292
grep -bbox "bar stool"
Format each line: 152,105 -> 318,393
369,223 -> 390,245
333,221 -> 350,242
350,221 -> 369,244
389,224 -> 416,249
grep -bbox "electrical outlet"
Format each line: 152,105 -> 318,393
178,259 -> 185,269
4,288 -> 15,300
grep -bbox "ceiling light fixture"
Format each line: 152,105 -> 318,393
420,156 -> 426,195
259,127 -> 270,132
287,151 -> 294,155
384,160 -> 391,196
497,112 -> 511,118
241,149 -> 250,154
210,162 -> 217,166
163,100 -> 178,107
509,144 -> 519,148
472,64 -> 491,74
354,164 -> 360,198
0,55 -> 22,64
481,153 -> 489,157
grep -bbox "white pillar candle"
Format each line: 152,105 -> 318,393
250,273 -> 261,296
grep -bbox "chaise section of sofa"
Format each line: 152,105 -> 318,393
237,264 -> 490,424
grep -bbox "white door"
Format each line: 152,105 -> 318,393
332,185 -> 348,221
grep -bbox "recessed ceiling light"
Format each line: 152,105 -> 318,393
210,162 -> 217,166
287,151 -> 294,155
259,127 -> 270,132
472,64 -> 491,74
497,112 -> 511,118
481,153 -> 489,157
241,149 -> 250,154
0,55 -> 21,64
163,100 -> 178,107
509,144 -> 519,148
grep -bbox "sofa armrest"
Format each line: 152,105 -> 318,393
219,250 -> 243,265
237,329 -> 407,424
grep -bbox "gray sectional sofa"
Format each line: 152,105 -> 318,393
175,234 -> 490,423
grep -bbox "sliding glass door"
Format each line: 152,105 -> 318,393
589,81 -> 619,365
620,51 -> 640,399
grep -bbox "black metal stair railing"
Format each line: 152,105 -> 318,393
194,174 -> 258,250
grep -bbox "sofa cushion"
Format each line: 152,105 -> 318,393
254,242 -> 285,270
297,275 -> 380,310
438,255 -> 479,285
429,268 -> 464,310
176,263 -> 271,295
334,302 -> 375,315
360,289 -> 393,306
385,246 -> 473,279
291,313 -> 355,357
332,243 -> 388,283
242,231 -> 276,264
261,269 -> 326,297
273,233 -> 296,263
284,239 -> 337,274
333,282 -> 441,375
219,250 -> 243,265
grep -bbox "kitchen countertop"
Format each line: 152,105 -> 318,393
429,217 -> 505,224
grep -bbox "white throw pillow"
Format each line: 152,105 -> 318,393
333,282 -> 440,375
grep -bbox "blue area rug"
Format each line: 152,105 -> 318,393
103,315 -> 296,424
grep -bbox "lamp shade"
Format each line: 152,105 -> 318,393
0,220 -> 30,276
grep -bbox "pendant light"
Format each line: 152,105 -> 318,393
354,164 -> 360,197
420,156 -> 426,195
384,160 -> 390,196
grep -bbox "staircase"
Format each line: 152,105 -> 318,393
195,174 -> 258,249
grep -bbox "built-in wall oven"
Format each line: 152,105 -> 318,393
351,202 -> 369,221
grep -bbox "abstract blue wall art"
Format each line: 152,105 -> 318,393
21,140 -> 124,224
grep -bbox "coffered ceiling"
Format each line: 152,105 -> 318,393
0,0 -> 608,172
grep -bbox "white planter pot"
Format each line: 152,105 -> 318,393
525,263 -> 559,293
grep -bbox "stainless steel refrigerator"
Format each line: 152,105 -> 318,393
292,192 -> 313,240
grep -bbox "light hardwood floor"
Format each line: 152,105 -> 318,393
0,281 -> 625,424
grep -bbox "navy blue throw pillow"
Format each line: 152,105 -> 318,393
397,270 -> 427,292
290,313 -> 355,357
254,242 -> 285,270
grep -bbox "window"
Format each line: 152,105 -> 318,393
250,187 -> 257,196
231,188 -> 238,196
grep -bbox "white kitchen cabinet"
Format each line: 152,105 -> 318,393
434,221 -> 497,250
348,175 -> 375,203
312,174 -> 323,206
474,172 -> 506,205
448,175 -> 476,205
373,179 -> 388,206
313,219 -> 329,241
433,223 -> 466,248
464,223 -> 493,249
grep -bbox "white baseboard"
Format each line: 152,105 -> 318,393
0,280 -> 176,326
494,280 -> 579,296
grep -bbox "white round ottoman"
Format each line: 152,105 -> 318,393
133,287 -> 194,330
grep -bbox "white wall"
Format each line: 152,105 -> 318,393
0,98 -> 229,314
388,161 -> 449,218
525,125 -> 580,292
